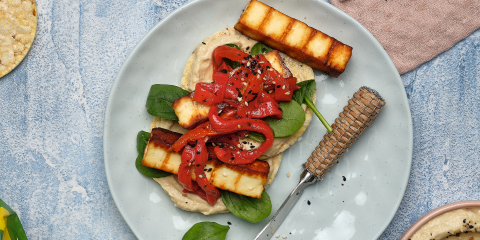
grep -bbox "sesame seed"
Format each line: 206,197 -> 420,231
245,101 -> 249,106
238,125 -> 241,128
282,85 -> 286,90
272,81 -> 276,84
246,62 -> 251,67
275,235 -> 280,238
285,92 -> 290,95
287,172 -> 290,177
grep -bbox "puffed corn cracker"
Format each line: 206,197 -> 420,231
0,0 -> 37,78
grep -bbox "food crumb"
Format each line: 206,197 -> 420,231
287,172 -> 290,178
307,200 -> 311,205
342,176 -> 346,181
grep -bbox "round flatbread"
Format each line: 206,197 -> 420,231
151,27 -> 315,215
0,0 -> 37,78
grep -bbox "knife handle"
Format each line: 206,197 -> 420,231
304,86 -> 386,180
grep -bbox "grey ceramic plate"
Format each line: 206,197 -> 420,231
103,0 -> 413,239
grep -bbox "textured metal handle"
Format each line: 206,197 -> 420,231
304,86 -> 386,180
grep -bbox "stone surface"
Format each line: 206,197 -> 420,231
0,0 -> 479,239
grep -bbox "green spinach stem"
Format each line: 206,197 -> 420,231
304,97 -> 333,133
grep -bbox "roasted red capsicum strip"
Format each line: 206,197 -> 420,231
193,139 -> 220,205
178,145 -> 195,191
208,133 -> 241,149
171,122 -> 219,152
208,105 -> 274,164
249,91 -> 283,119
193,72 -> 229,105
182,181 -> 209,203
212,45 -> 248,73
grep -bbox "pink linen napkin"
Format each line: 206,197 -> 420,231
329,0 -> 480,74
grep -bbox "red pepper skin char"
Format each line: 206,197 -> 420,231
208,105 -> 274,164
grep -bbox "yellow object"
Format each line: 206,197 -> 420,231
1,207 -> 11,240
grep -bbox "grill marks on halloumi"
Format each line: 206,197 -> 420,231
235,0 -> 352,77
142,128 -> 270,198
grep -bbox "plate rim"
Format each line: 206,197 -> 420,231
103,0 -> 414,239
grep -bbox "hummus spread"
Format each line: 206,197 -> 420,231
411,208 -> 480,240
151,27 -> 315,215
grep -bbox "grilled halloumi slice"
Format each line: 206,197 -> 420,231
142,128 -> 269,199
264,50 -> 292,78
172,93 -> 211,129
235,0 -> 352,77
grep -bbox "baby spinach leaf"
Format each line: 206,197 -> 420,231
225,43 -> 240,50
264,100 -> 305,138
293,80 -> 316,106
222,190 -> 272,223
292,80 -> 333,133
182,222 -> 230,240
145,84 -> 189,120
247,132 -> 266,143
223,59 -> 241,69
135,130 -> 171,178
136,130 -> 151,153
250,42 -> 273,55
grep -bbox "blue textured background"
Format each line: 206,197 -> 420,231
0,0 -> 479,239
